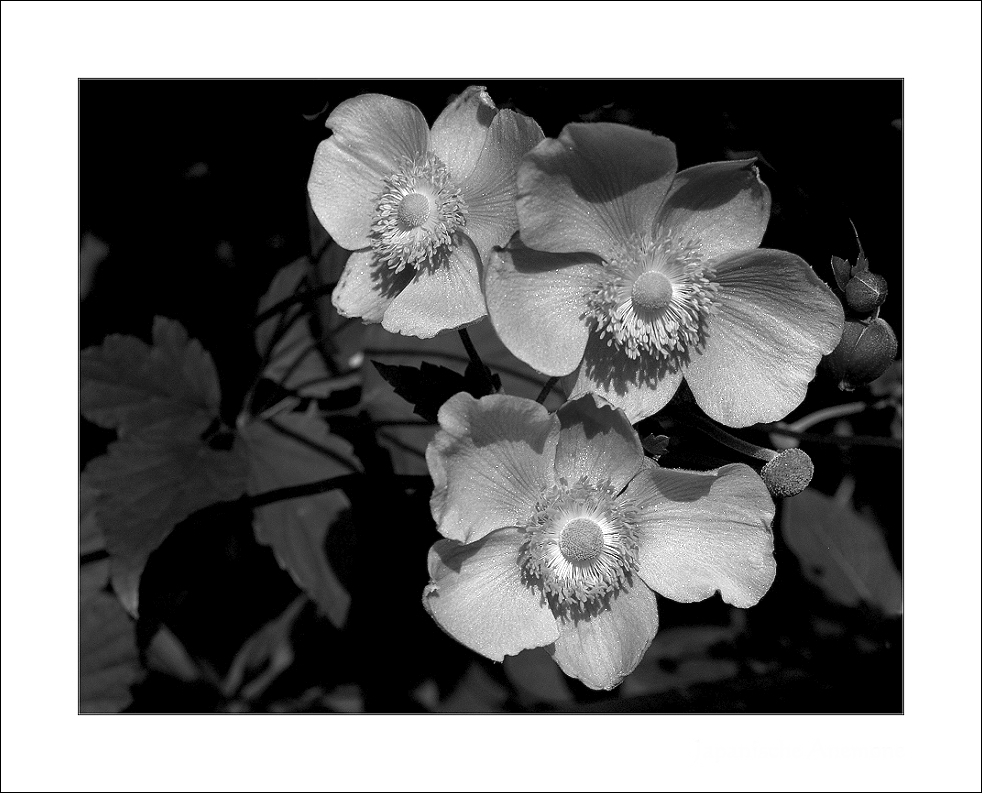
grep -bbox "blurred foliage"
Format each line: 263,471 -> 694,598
80,80 -> 901,713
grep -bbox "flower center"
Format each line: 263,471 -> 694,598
583,230 -> 719,361
370,153 -> 467,272
396,192 -> 431,228
631,270 -> 674,312
559,518 -> 605,563
520,477 -> 640,610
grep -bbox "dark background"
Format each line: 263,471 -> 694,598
80,80 -> 902,712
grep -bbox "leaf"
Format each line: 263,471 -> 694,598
373,360 -> 469,424
238,412 -> 361,628
81,317 -> 221,441
830,255 -> 852,292
80,591 -> 140,713
781,488 -> 902,615
84,434 -> 248,615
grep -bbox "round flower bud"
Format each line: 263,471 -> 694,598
761,448 -> 814,499
844,271 -> 888,314
822,317 -> 898,390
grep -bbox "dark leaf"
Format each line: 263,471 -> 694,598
372,360 -> 469,424
830,255 -> 852,292
782,488 -> 902,615
238,412 -> 361,628
84,433 -> 248,615
80,592 -> 140,713
81,317 -> 221,442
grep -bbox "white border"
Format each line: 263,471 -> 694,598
3,2 -> 981,791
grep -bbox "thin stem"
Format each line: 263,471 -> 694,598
535,377 -> 558,405
782,401 -> 869,433
247,473 -> 433,509
680,407 -> 776,463
250,281 -> 337,329
457,327 -> 496,392
766,426 -> 900,449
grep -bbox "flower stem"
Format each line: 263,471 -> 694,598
778,401 -> 869,433
458,327 -> 496,391
679,407 -> 776,463
536,377 -> 558,404
247,473 -> 432,508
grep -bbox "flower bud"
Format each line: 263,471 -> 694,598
844,271 -> 888,314
761,448 -> 814,498
822,317 -> 898,390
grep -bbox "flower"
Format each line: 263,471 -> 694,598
308,87 -> 544,339
485,123 -> 845,427
422,392 -> 776,690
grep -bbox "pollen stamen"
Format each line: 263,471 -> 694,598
370,153 -> 467,272
583,230 -> 719,361
520,477 -> 640,609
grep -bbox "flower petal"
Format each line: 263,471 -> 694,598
424,531 -> 559,662
459,109 -> 545,265
657,159 -> 771,262
485,242 -> 601,377
308,94 -> 430,250
428,85 -> 497,184
548,579 -> 659,690
554,393 -> 643,493
517,123 -> 677,261
565,334 -> 685,423
381,237 -> 487,338
625,461 -> 776,608
685,249 -> 845,426
332,249 -> 414,323
427,393 -> 560,544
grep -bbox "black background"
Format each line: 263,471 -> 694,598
80,80 -> 902,712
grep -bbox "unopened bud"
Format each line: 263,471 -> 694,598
761,448 -> 814,498
845,271 -> 888,314
822,317 -> 898,390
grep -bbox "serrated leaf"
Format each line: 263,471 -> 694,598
782,488 -> 902,615
84,434 -> 248,615
239,412 -> 361,628
81,317 -> 221,441
372,360 -> 468,424
830,255 -> 852,292
80,591 -> 140,713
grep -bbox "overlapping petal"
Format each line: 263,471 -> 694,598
517,123 -> 677,261
685,249 -> 845,427
380,238 -> 487,338
485,243 -> 601,377
657,159 -> 771,263
428,86 -> 498,184
332,250 -> 415,323
427,393 -> 560,544
308,94 -> 429,251
625,462 -> 776,608
424,532 -> 559,662
459,110 -> 544,265
566,335 -> 684,424
548,579 -> 659,690
554,394 -> 644,493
